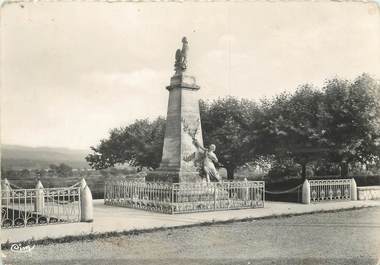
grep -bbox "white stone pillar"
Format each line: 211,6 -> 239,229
1,178 -> 11,206
34,180 -> 45,212
80,178 -> 93,222
80,178 -> 87,190
302,179 -> 311,204
351,178 -> 357,201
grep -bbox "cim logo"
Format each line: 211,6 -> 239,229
10,244 -> 35,253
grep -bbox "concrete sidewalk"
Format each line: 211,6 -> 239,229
2,199 -> 380,244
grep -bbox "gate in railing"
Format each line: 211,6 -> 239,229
104,180 -> 265,214
1,186 -> 81,229
309,179 -> 352,202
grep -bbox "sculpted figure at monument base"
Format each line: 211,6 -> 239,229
193,139 -> 222,183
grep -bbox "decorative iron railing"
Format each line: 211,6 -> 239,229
1,187 -> 81,229
104,180 -> 265,214
309,179 -> 352,202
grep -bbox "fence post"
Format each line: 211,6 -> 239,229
104,181 -> 107,205
171,185 -> 174,214
80,178 -> 93,222
302,179 -> 311,204
1,178 -> 11,205
213,183 -> 216,210
34,180 -> 45,212
243,178 -> 249,201
263,182 -> 265,207
351,178 -> 357,201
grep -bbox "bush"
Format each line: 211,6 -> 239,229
353,175 -> 380,186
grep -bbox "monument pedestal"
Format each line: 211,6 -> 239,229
146,170 -> 201,183
146,72 -> 204,183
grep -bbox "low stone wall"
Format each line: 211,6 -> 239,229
357,186 -> 380,200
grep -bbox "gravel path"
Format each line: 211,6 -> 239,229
3,207 -> 380,265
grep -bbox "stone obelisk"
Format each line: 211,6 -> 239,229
146,37 -> 204,183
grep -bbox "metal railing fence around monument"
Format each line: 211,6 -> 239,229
1,181 -> 81,229
309,179 -> 352,202
104,180 -> 265,214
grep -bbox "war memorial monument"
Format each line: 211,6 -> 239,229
104,37 -> 265,213
146,37 -> 219,184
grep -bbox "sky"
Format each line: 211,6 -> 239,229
1,1 -> 380,150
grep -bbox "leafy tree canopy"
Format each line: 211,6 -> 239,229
86,74 -> 380,179
321,74 -> 380,175
86,117 -> 165,170
200,97 -> 262,179
49,163 -> 73,177
260,85 -> 327,179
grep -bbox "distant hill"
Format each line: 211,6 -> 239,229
1,145 -> 91,170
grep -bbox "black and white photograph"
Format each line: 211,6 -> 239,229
1,1 -> 380,264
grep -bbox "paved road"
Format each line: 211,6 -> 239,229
3,207 -> 380,265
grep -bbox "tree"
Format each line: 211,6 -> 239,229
49,163 -> 73,177
49,164 -> 58,173
262,74 -> 380,179
85,74 -> 380,180
321,74 -> 380,176
260,86 -> 328,180
57,163 -> 73,177
32,169 -> 47,178
200,97 -> 261,179
86,117 -> 165,170
19,169 -> 31,178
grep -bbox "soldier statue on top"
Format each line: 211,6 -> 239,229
174,37 -> 189,73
